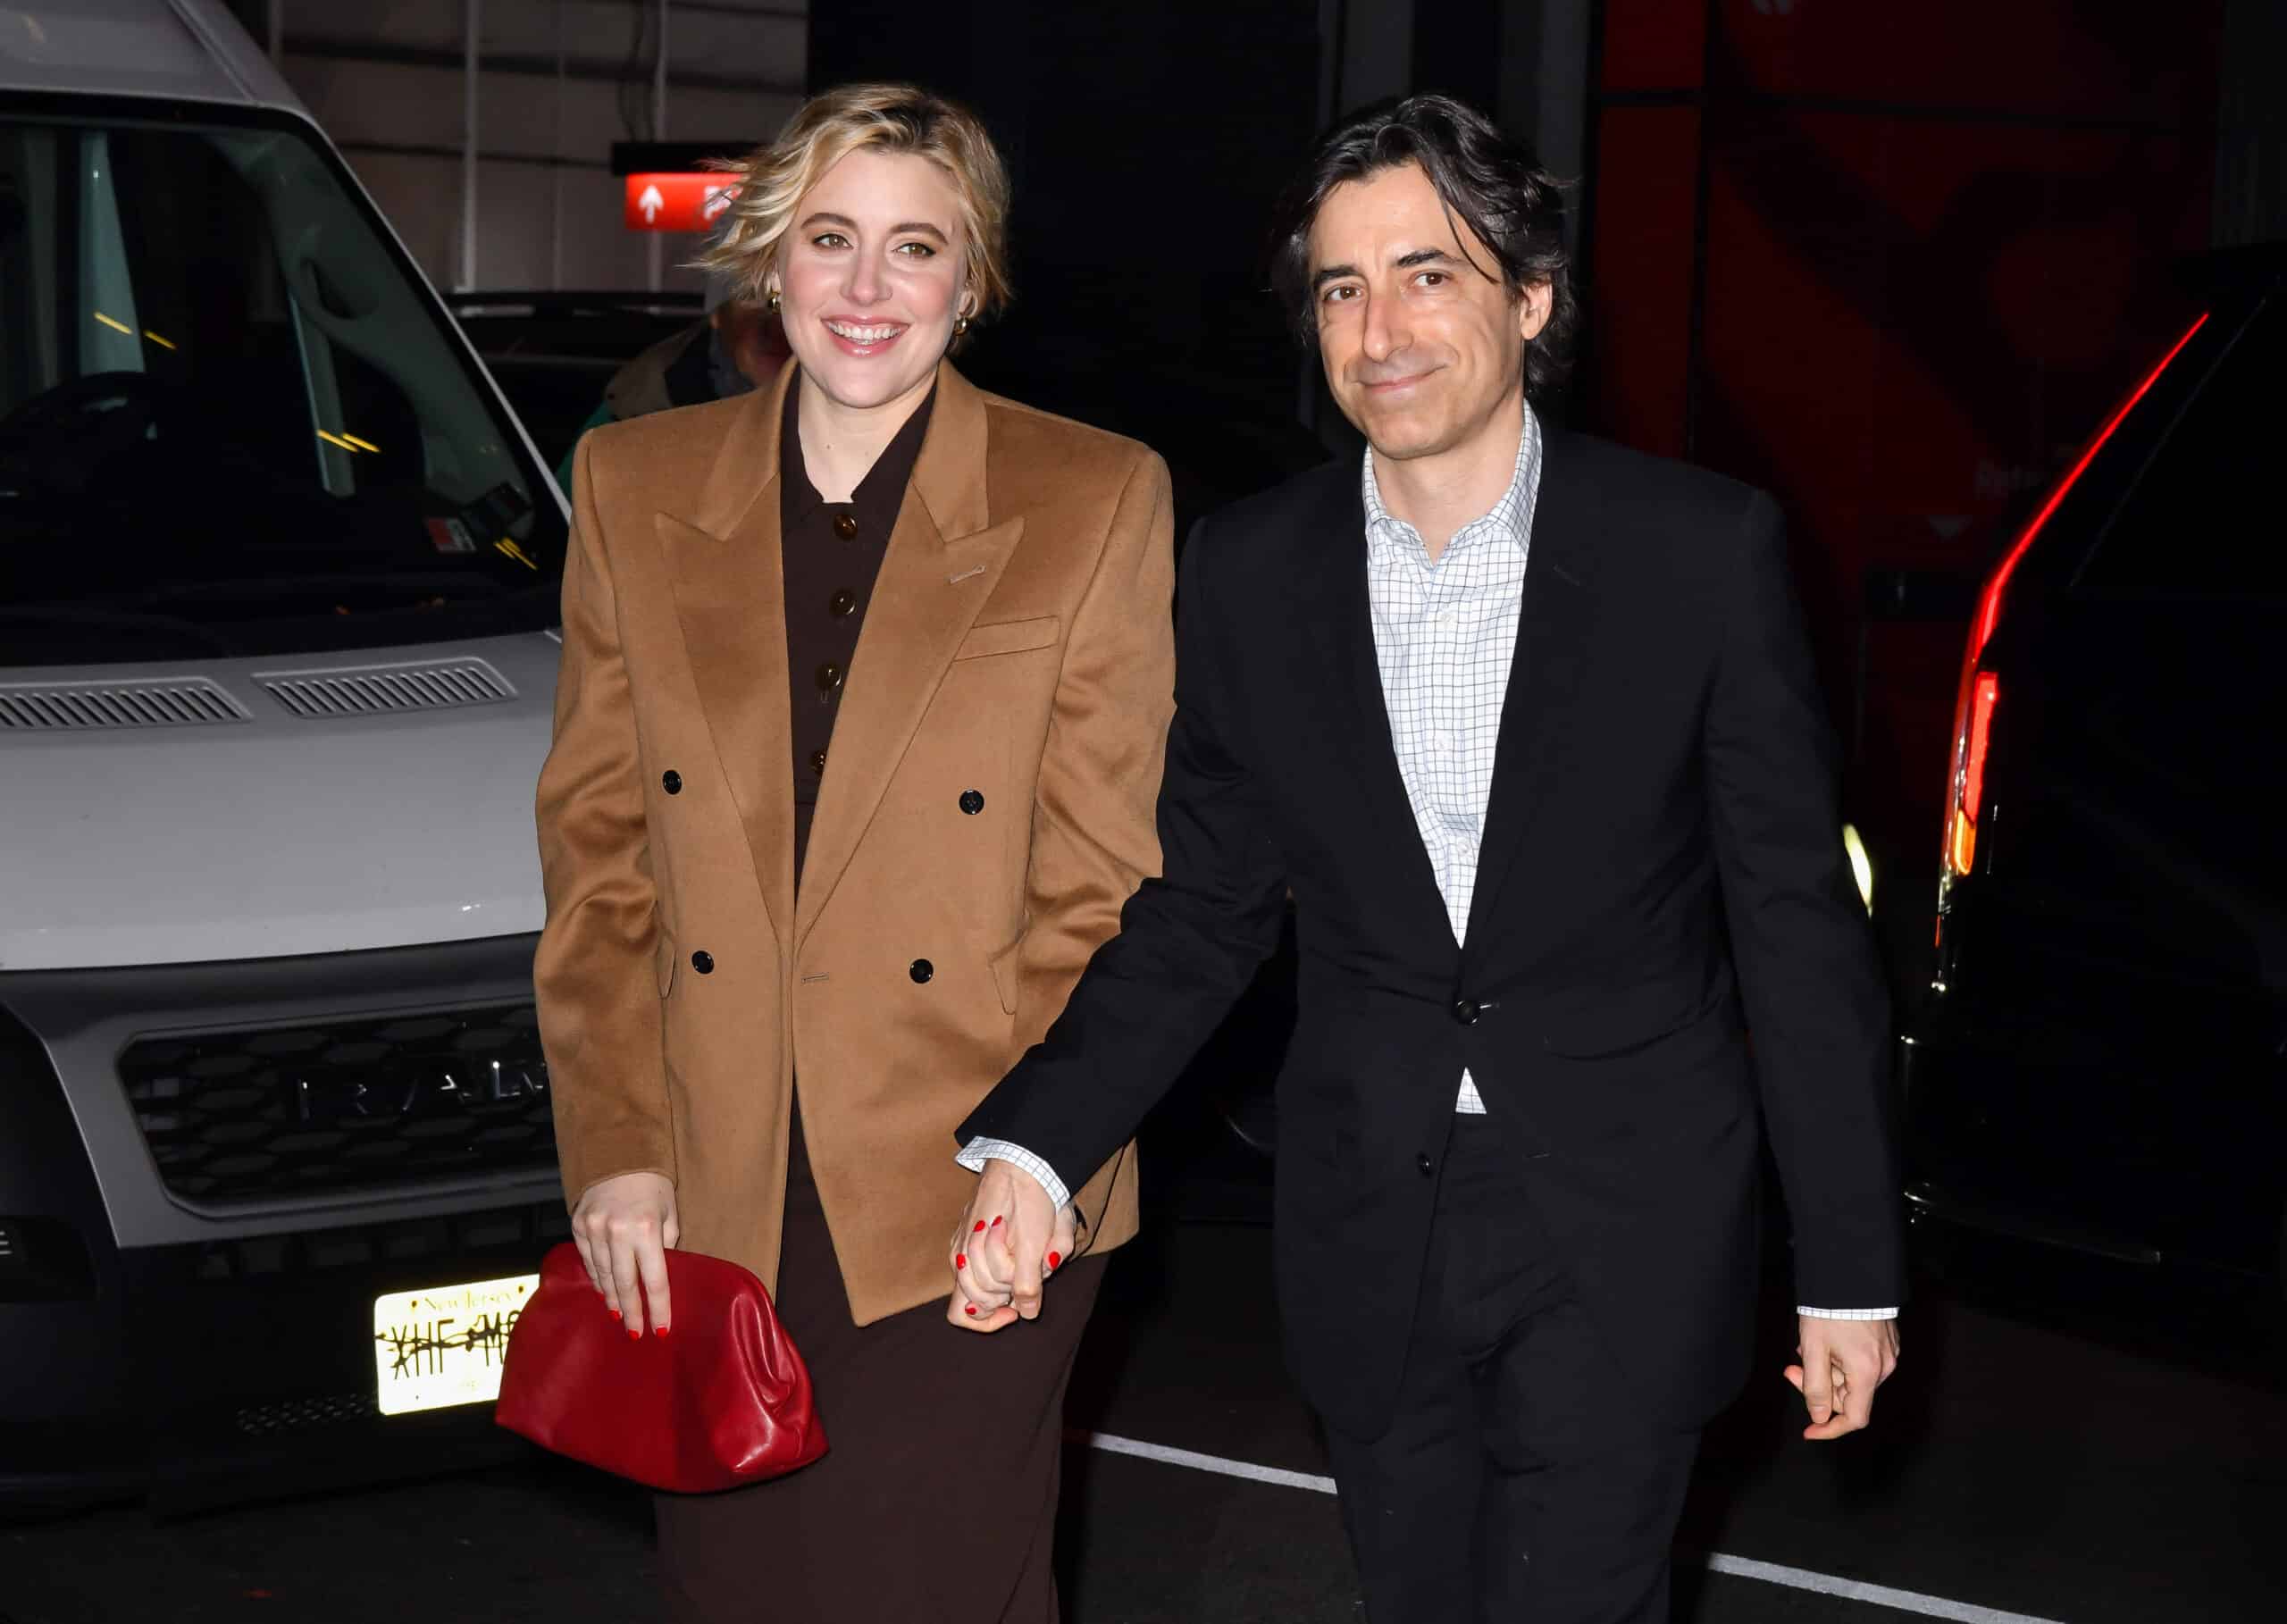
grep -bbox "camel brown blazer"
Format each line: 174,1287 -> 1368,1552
533,359 -> 1173,1324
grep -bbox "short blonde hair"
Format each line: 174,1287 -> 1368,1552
699,83 -> 1012,341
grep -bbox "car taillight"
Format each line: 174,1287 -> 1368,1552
1936,313 -> 2209,934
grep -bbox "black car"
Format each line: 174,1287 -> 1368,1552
1900,247 -> 2286,1294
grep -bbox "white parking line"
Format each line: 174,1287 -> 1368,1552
1075,1431 -> 2071,1624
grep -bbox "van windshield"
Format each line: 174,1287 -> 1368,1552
0,105 -> 566,667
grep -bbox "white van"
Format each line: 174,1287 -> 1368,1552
2,2 -> 570,1510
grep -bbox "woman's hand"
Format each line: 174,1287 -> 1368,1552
947,1159 -> 1076,1333
570,1171 -> 679,1337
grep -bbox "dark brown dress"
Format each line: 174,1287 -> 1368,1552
652,381 -> 1107,1624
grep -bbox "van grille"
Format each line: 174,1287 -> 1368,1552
119,1005 -> 555,1204
257,659 -> 515,718
0,678 -> 249,730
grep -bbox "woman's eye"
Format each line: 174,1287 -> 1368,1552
893,241 -> 936,258
812,231 -> 850,249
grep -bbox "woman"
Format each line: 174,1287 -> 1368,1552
532,83 -> 1173,1622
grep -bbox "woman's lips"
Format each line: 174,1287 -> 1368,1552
823,318 -> 908,358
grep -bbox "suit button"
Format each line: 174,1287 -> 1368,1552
909,958 -> 934,984
1416,1152 -> 1434,1177
959,790 -> 984,815
691,950 -> 715,975
661,769 -> 682,794
1452,999 -> 1479,1026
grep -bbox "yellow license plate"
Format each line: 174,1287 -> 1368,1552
372,1271 -> 539,1416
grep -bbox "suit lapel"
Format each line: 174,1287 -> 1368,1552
657,369 -> 800,944
793,364 -> 1022,944
1297,470 -> 1456,950
1463,430 -> 1604,953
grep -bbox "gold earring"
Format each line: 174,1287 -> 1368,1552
765,288 -> 782,315
953,313 -> 971,337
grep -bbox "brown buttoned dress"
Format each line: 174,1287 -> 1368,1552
533,361 -> 1176,1623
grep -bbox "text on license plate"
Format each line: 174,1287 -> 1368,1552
373,1272 -> 539,1416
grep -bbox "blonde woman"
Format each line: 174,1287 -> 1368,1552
532,83 -> 1172,1622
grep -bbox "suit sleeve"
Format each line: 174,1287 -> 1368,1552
532,431 -> 675,1207
1702,491 -> 1906,1311
958,514 -> 1290,1194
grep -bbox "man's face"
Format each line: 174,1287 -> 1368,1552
710,299 -> 790,389
1307,162 -> 1549,465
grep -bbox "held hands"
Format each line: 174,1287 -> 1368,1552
946,1158 -> 1076,1333
1785,1315 -> 1900,1440
569,1170 -> 679,1338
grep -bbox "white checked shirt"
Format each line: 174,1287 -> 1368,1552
959,408 -> 1893,1323
1363,407 -> 1542,1116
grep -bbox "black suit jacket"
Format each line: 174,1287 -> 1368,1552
959,429 -> 1905,1438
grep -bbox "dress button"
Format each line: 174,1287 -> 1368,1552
1452,999 -> 1480,1026
809,749 -> 828,774
832,514 -> 859,540
1416,1152 -> 1434,1177
829,589 -> 857,617
816,661 -> 844,695
959,790 -> 984,815
909,958 -> 934,984
661,769 -> 682,794
691,950 -> 715,975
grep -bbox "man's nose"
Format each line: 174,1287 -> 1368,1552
1361,286 -> 1404,361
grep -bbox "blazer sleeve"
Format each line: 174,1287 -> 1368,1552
1702,490 -> 1906,1310
959,512 -> 1291,1195
532,432 -> 676,1207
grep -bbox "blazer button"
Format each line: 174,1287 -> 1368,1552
1416,1152 -> 1434,1177
661,769 -> 682,794
1452,999 -> 1480,1026
909,958 -> 934,984
691,950 -> 715,975
959,790 -> 984,815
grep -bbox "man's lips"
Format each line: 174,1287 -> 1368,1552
1361,369 -> 1436,394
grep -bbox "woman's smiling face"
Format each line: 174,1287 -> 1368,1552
773,146 -> 970,415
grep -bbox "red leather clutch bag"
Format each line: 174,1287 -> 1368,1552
496,1241 -> 826,1493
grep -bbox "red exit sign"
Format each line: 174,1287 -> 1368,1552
623,172 -> 737,233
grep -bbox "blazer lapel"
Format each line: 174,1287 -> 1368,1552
793,364 -> 1024,944
658,368 -> 799,944
1462,430 -> 1604,953
1298,471 -> 1455,950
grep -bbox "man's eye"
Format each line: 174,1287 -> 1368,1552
1415,271 -> 1447,288
1320,285 -> 1359,305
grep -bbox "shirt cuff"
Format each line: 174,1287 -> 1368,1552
1797,1306 -> 1899,1320
955,1137 -> 1073,1210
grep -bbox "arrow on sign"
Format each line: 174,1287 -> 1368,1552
638,184 -> 666,224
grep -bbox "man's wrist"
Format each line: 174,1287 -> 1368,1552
955,1136 -> 1074,1210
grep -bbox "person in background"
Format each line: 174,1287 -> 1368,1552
551,249 -> 792,491
532,82 -> 1174,1623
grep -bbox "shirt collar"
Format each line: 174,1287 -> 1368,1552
783,378 -> 938,532
1361,402 -> 1542,562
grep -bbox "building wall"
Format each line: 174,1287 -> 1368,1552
240,1 -> 807,293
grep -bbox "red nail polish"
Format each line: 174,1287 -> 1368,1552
991,1215 -> 1002,1227
973,1220 -> 986,1233
964,1303 -> 978,1316
656,1325 -> 669,1338
627,1328 -> 641,1342
955,1254 -> 967,1268
1047,1251 -> 1061,1269
609,1309 -> 622,1321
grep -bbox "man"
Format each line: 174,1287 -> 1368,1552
949,95 -> 1904,1623
551,260 -> 790,491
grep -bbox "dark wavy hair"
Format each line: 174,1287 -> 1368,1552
1268,94 -> 1576,403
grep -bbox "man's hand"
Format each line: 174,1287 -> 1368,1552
947,1159 -> 1073,1333
1786,1316 -> 1900,1439
569,1170 -> 679,1338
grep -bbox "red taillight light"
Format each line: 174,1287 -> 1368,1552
1935,314 -> 2209,916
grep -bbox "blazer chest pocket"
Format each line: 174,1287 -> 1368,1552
952,615 -> 1060,661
